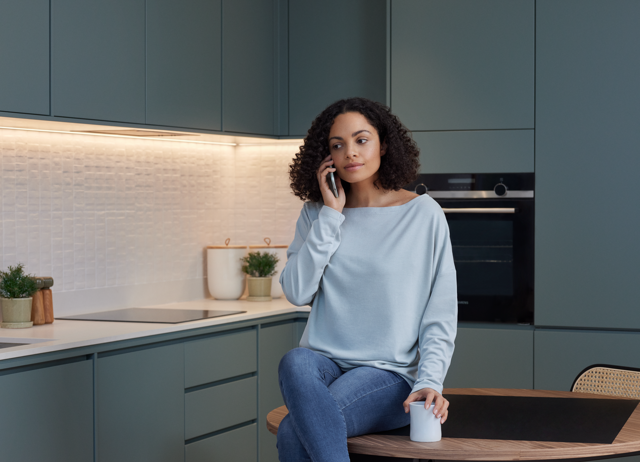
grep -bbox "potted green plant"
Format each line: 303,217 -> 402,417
240,251 -> 280,302
0,263 -> 38,328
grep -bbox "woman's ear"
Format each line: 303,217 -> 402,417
381,141 -> 388,156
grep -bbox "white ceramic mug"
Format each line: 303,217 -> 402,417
409,401 -> 442,442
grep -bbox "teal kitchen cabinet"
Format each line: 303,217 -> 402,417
0,358 -> 93,462
443,324 -> 533,389
534,328 -> 640,392
288,0 -> 387,136
413,130 -> 534,174
258,321 -> 302,462
146,0 -> 222,130
223,0 -> 276,135
535,0 -> 640,329
52,0 -> 146,124
391,0 -> 534,131
0,0 -> 49,116
97,343 -> 185,462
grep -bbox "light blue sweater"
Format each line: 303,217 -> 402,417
279,194 -> 457,394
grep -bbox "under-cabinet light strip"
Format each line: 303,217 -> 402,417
0,126 -> 238,146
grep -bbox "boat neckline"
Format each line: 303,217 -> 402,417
341,193 -> 427,212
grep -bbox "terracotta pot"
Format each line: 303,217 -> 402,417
246,277 -> 272,302
1,297 -> 34,328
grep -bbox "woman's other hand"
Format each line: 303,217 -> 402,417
317,155 -> 345,213
403,388 -> 449,424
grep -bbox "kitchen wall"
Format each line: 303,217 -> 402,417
0,128 -> 304,315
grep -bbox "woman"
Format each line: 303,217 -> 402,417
277,97 -> 457,461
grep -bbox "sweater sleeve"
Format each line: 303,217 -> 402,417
279,203 -> 345,306
412,210 -> 458,395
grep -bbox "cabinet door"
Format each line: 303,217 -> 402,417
97,343 -> 184,462
392,0 -> 534,131
0,358 -> 93,462
0,0 -> 49,115
535,329 -> 640,392
535,0 -> 640,329
223,0 -> 275,135
443,325 -> 533,389
147,0 -> 222,130
288,0 -> 386,136
52,0 -> 145,123
259,322 -> 296,462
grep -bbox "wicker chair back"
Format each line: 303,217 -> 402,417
571,364 -> 640,399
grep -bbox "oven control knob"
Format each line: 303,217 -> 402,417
494,183 -> 507,197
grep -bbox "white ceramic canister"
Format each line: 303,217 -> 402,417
248,238 -> 289,299
207,240 -> 248,300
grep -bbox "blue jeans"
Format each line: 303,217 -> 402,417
277,347 -> 411,462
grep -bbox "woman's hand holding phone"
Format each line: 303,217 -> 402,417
317,155 -> 345,213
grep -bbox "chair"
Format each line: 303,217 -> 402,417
571,364 -> 640,399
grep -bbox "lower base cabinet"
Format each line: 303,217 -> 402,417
0,358 -> 93,462
0,315 -> 308,462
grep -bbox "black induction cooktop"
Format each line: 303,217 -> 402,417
57,308 -> 246,324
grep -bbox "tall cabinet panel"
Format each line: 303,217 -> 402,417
223,0 -> 275,135
535,0 -> 640,329
0,0 -> 49,115
52,0 -> 146,123
391,0 -> 534,131
97,344 -> 185,462
288,0 -> 386,136
147,0 -> 222,130
0,359 -> 93,462
259,322 -> 297,462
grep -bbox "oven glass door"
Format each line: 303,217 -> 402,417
437,198 -> 534,324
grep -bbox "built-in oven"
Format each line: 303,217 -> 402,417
405,173 -> 534,324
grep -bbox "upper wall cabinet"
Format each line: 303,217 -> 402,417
391,0 -> 534,131
535,0 -> 640,329
288,0 -> 387,137
147,0 -> 222,131
223,0 -> 276,136
52,0 -> 146,124
0,0 -> 49,116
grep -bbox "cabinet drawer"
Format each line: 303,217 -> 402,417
185,329 -> 257,388
186,423 -> 256,462
185,376 -> 257,440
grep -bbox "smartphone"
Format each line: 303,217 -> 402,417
328,166 -> 339,198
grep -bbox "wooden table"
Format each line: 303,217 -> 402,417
266,388 -> 640,461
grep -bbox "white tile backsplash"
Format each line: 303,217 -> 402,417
0,130 -> 304,314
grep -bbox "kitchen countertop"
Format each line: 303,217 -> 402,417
0,297 -> 308,362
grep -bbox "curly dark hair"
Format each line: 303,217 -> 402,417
288,97 -> 421,203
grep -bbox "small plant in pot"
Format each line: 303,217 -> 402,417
0,264 -> 38,328
240,251 -> 280,302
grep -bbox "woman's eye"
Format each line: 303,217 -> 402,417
357,138 -> 367,144
332,143 -> 342,150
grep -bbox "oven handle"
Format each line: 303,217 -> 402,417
442,207 -> 516,214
